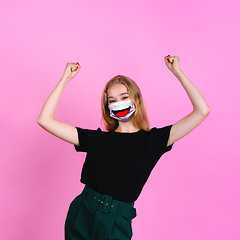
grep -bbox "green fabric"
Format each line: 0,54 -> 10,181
65,187 -> 134,240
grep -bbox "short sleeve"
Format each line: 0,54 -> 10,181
74,127 -> 99,152
149,125 -> 174,154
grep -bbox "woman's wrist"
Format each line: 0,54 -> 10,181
59,76 -> 71,87
171,68 -> 183,79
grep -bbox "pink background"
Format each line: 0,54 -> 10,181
1,0 -> 239,239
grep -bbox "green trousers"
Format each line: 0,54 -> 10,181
65,185 -> 137,240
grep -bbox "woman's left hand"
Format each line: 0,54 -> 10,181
164,55 -> 181,73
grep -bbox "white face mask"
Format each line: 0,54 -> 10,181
108,99 -> 136,122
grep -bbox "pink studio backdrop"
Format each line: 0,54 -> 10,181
1,1 -> 239,239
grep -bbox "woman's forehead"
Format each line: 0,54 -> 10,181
107,83 -> 128,97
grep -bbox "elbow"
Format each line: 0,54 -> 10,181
194,107 -> 211,117
37,118 -> 43,127
37,117 -> 46,127
37,117 -> 55,130
202,107 -> 211,116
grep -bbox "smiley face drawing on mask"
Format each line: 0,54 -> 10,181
108,99 -> 136,122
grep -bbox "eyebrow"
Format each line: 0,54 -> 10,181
107,92 -> 129,99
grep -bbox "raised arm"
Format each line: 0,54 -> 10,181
164,55 -> 211,147
37,62 -> 81,146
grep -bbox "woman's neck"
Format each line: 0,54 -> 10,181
114,119 -> 140,133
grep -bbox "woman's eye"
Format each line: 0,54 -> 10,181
109,100 -> 115,103
122,96 -> 129,100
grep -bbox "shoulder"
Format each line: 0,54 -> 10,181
147,125 -> 173,143
147,125 -> 174,151
148,125 -> 173,134
75,127 -> 107,138
76,127 -> 105,132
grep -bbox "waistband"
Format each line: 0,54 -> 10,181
81,185 -> 137,220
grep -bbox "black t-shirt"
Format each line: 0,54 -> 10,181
74,126 -> 174,203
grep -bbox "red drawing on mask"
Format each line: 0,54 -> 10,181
116,110 -> 130,117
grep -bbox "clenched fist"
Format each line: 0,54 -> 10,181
164,55 -> 181,74
61,62 -> 81,81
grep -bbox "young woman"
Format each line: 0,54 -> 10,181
37,55 -> 210,240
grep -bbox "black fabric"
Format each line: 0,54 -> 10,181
74,126 -> 174,203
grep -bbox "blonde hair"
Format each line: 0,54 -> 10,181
101,75 -> 149,132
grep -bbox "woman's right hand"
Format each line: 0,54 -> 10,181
61,62 -> 81,81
